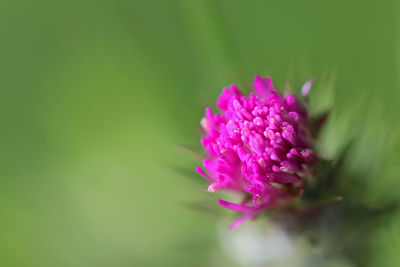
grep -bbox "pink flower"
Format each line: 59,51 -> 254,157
196,75 -> 317,230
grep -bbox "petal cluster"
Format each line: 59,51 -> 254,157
197,75 -> 317,230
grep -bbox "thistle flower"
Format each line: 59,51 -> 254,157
196,75 -> 317,230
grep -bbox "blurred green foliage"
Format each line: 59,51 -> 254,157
0,0 -> 399,266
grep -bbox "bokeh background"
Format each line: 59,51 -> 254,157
1,0 -> 400,266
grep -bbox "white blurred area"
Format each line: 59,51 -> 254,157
218,219 -> 353,267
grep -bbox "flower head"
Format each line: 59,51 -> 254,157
196,75 -> 317,230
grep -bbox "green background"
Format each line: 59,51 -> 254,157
0,0 -> 399,266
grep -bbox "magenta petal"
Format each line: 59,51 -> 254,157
245,184 -> 261,195
203,158 -> 216,173
218,199 -> 257,213
195,166 -> 214,182
217,85 -> 242,110
217,88 -> 233,110
267,172 -> 300,183
281,160 -> 302,172
205,107 -> 213,121
254,75 -> 276,99
229,213 -> 255,231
